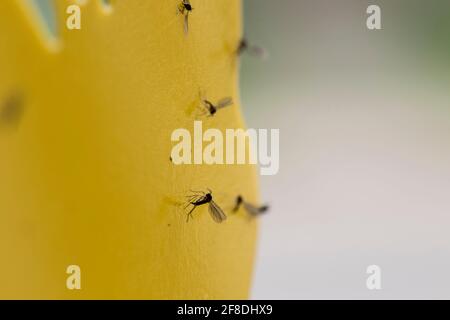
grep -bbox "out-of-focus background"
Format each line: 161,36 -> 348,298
241,0 -> 450,299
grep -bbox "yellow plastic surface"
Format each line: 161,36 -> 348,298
0,0 -> 259,299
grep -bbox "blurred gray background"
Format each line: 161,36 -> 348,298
241,0 -> 450,299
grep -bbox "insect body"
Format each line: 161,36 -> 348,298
201,97 -> 233,117
178,0 -> 193,35
232,195 -> 269,217
185,189 -> 227,223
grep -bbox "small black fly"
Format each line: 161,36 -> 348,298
178,0 -> 193,35
232,195 -> 269,217
185,189 -> 227,223
201,97 -> 233,117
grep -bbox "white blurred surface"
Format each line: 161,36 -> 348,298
241,0 -> 450,299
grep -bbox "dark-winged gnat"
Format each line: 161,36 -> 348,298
236,38 -> 268,60
185,189 -> 227,223
232,195 -> 269,217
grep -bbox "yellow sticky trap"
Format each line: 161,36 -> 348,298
0,0 -> 259,299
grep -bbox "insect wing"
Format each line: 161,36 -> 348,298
208,200 -> 227,223
243,202 -> 266,217
250,45 -> 268,60
184,14 -> 189,35
216,97 -> 233,109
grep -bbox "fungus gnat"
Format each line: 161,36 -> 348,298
0,91 -> 24,128
232,195 -> 269,217
201,97 -> 233,117
185,189 -> 227,223
178,0 -> 193,35
236,38 -> 268,60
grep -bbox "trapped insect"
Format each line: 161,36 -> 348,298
178,0 -> 193,35
200,97 -> 233,117
236,38 -> 268,60
0,91 -> 24,128
185,189 -> 227,223
232,195 -> 269,217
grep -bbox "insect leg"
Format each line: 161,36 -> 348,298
186,205 -> 197,222
189,189 -> 205,195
